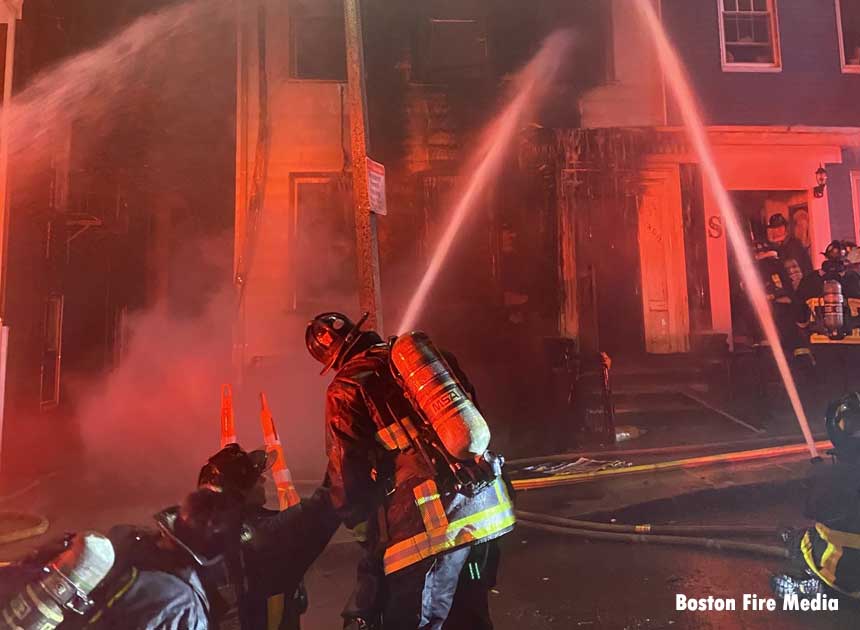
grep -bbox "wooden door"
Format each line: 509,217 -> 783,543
638,167 -> 690,354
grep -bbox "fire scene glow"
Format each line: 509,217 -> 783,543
632,0 -> 818,458
397,31 -> 573,335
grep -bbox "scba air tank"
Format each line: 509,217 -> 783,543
390,332 -> 490,461
823,279 -> 845,337
0,532 -> 115,630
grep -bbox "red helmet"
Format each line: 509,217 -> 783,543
305,312 -> 369,374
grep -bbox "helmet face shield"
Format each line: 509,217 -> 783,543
305,312 -> 369,374
157,489 -> 242,566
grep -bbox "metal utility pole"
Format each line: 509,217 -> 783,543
343,0 -> 384,334
0,2 -> 19,315
0,1 -> 21,472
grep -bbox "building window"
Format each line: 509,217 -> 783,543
851,171 -> 860,245
40,295 -> 64,410
414,19 -> 488,83
290,175 -> 356,310
718,0 -> 781,71
837,0 -> 860,72
290,15 -> 347,81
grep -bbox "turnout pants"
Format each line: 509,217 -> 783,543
383,545 -> 492,630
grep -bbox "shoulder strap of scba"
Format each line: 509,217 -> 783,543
358,352 -> 425,452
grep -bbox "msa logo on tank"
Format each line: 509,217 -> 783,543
429,390 -> 462,414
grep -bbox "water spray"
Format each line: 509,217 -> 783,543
632,0 -> 818,458
397,31 -> 573,334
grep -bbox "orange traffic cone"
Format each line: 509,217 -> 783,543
259,392 -> 301,509
220,384 -> 237,448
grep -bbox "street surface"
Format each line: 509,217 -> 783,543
1,451 -> 855,629
302,481 -> 857,629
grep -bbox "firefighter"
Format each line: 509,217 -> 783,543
1,455 -> 339,630
848,244 -> 860,275
753,240 -> 803,349
305,312 -> 515,630
197,443 -> 342,630
0,488 -> 239,630
766,213 -> 813,277
742,240 -> 814,387
772,393 -> 860,600
796,240 -> 860,337
795,241 -> 860,395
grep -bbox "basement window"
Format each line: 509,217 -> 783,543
291,15 -> 347,81
415,19 -> 488,83
718,0 -> 781,71
837,0 -> 860,72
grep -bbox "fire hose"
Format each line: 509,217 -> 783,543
511,440 -> 832,491
516,510 -> 779,537
508,433 -> 830,467
516,518 -> 790,560
0,511 -> 49,545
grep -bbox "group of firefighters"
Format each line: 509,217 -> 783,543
0,313 -> 515,630
5,246 -> 860,625
752,213 -> 860,394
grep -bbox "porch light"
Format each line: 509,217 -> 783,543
814,165 -> 828,198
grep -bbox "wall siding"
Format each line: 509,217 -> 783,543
662,0 -> 860,127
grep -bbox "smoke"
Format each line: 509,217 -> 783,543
72,233 -> 343,505
8,0 -> 236,199
397,30 -> 574,334
74,278 -> 234,501
2,0 -> 343,505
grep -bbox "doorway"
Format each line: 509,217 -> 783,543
727,190 -> 810,346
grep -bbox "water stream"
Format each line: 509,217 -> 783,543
632,0 -> 817,457
397,31 -> 573,334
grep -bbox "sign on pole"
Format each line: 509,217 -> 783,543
366,157 -> 387,216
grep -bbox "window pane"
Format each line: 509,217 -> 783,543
724,15 -> 740,43
841,0 -> 860,65
417,19 -> 487,83
292,17 -> 347,80
722,2 -> 776,64
723,0 -> 737,10
294,180 -> 356,307
753,16 -> 771,43
726,43 -> 773,63
738,16 -> 753,41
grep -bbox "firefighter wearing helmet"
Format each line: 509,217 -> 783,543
795,241 -> 860,397
750,240 -> 806,358
0,446 -> 340,630
197,444 -> 341,630
0,488 -> 241,630
306,312 -> 514,630
772,394 -> 860,601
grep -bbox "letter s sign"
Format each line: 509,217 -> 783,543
707,216 -> 724,239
